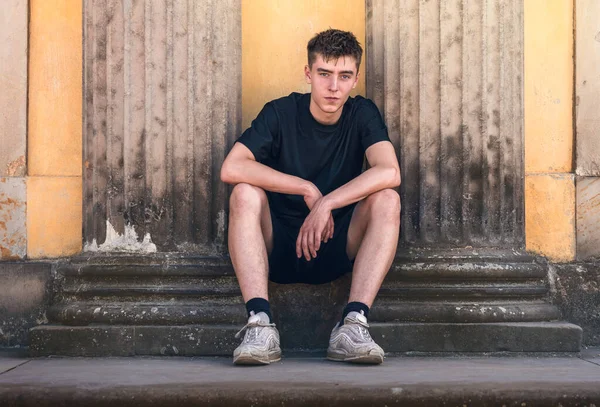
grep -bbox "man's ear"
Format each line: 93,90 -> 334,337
304,65 -> 312,84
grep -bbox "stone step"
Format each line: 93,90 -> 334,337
370,300 -> 561,322
55,253 -> 549,304
29,324 -> 238,357
48,302 -> 248,326
57,281 -> 548,301
59,253 -> 545,280
29,321 -> 582,357
48,300 -> 560,326
372,322 -> 582,352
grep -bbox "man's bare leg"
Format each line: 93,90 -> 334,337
326,189 -> 400,364
229,183 -> 281,365
346,188 -> 401,307
228,183 -> 273,302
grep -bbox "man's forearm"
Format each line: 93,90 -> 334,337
322,166 -> 400,211
221,158 -> 314,197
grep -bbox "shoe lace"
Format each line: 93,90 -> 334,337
235,319 -> 276,341
359,325 -> 372,340
347,314 -> 372,340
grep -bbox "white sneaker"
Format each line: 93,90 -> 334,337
327,310 -> 384,364
233,311 -> 281,365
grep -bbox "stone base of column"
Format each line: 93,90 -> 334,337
29,249 -> 582,356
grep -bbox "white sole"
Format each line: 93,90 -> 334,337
327,351 -> 383,365
233,351 -> 281,366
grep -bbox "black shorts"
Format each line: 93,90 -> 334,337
268,206 -> 356,285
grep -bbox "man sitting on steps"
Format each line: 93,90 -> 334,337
220,28 -> 401,365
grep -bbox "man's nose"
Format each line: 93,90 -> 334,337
329,77 -> 338,91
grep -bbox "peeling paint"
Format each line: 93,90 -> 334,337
84,220 -> 157,253
0,177 -> 26,259
5,155 -> 26,177
547,265 -> 557,296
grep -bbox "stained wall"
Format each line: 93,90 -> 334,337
0,0 -> 589,261
367,0 -> 525,248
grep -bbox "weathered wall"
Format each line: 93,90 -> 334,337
0,179 -> 27,260
0,0 -> 35,348
524,0 -> 575,262
0,0 -> 79,348
0,0 -> 28,179
242,0 -> 366,130
83,0 -> 242,253
0,0 -> 28,260
575,0 -> 600,260
0,0 -> 590,262
8,0 -> 583,261
367,0 -> 524,247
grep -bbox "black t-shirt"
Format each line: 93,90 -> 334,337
237,92 -> 390,230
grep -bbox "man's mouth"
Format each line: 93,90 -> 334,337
324,97 -> 339,102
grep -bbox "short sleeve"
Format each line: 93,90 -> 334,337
236,102 -> 280,163
358,99 -> 390,152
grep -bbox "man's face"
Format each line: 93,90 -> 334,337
305,53 -> 359,123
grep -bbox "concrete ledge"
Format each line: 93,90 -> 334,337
1,356 -> 599,406
3,383 -> 600,407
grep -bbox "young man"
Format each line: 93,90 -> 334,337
220,29 -> 401,365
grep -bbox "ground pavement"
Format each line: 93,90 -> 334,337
1,349 -> 600,406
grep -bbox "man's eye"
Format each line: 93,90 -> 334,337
341,75 -> 350,80
320,73 -> 329,77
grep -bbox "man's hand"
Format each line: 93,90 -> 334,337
297,185 -> 334,261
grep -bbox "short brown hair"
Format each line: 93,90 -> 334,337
307,29 -> 363,72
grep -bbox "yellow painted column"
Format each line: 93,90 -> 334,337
524,0 -> 575,261
242,0 -> 365,130
27,0 -> 82,258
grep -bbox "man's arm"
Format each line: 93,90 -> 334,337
322,140 -> 401,210
295,140 -> 400,260
221,142 -> 335,239
221,142 -> 316,196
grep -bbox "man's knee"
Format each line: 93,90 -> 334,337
229,183 -> 267,215
365,189 -> 401,222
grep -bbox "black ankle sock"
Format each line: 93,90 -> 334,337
245,297 -> 273,323
340,301 -> 370,326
